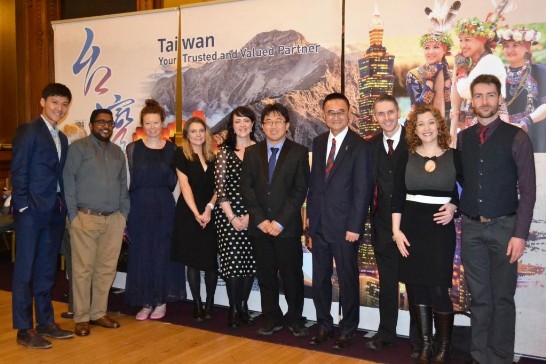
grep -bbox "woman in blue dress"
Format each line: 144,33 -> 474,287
125,99 -> 185,320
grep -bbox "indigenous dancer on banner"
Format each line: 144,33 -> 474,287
406,1 -> 461,120
450,0 -> 516,146
498,26 -> 546,152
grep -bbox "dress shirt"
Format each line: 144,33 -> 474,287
383,123 -> 402,153
326,126 -> 349,163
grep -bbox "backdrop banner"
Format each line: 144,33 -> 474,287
53,0 -> 546,358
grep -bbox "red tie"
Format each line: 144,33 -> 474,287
325,138 -> 336,176
387,139 -> 394,156
479,126 -> 489,144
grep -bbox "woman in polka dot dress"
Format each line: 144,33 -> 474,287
214,106 -> 257,329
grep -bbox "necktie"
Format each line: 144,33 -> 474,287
479,126 -> 489,144
386,139 -> 394,156
325,138 -> 336,176
268,147 -> 279,183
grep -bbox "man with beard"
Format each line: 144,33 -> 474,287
63,109 -> 130,337
458,74 -> 536,364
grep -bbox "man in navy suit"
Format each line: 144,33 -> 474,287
11,83 -> 74,349
240,103 -> 310,337
307,93 -> 373,349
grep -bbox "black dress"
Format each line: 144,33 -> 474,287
125,140 -> 186,306
171,148 -> 218,271
392,149 -> 461,287
214,146 -> 256,279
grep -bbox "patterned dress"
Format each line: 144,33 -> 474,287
214,146 -> 256,279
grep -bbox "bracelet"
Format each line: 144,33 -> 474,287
524,116 -> 533,128
207,203 -> 215,210
229,216 -> 236,223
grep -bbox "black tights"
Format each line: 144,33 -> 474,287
406,283 -> 453,313
225,276 -> 254,309
187,267 -> 218,303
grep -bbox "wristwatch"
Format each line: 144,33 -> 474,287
207,203 -> 215,210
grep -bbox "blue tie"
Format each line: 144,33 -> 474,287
268,147 -> 279,184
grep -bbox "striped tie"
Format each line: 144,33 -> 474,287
325,138 -> 336,176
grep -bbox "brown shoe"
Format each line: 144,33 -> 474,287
74,322 -> 90,336
17,329 -> 53,349
90,315 -> 120,329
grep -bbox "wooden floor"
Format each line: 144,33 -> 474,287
0,291 -> 372,363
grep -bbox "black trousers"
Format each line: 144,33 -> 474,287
312,229 -> 360,336
251,234 -> 303,325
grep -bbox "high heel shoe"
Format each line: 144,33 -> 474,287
204,297 -> 214,320
239,301 -> 254,324
227,306 -> 240,329
192,300 -> 205,322
150,304 -> 166,320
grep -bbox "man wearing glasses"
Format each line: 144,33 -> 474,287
63,109 -> 130,337
241,103 -> 310,337
307,93 -> 373,349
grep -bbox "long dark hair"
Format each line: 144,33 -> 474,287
222,106 -> 257,151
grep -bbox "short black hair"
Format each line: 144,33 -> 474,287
90,108 -> 113,124
261,103 -> 290,124
322,92 -> 350,109
470,74 -> 502,96
41,83 -> 72,102
373,94 -> 399,110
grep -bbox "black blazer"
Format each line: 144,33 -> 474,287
240,138 -> 310,238
307,129 -> 373,243
11,117 -> 68,215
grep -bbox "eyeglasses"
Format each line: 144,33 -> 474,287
92,119 -> 115,127
326,111 -> 347,119
262,120 -> 285,127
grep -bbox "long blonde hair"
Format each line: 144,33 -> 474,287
180,117 -> 215,162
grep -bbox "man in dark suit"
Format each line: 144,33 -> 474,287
307,93 -> 373,349
11,83 -> 74,349
240,103 -> 310,337
366,94 -> 419,355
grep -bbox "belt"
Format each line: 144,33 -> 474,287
463,212 -> 516,223
406,194 -> 451,205
78,207 -> 117,216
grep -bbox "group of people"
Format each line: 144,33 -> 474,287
11,72 -> 536,364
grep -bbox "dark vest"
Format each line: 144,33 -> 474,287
460,121 -> 519,218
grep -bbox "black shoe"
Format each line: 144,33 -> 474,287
309,328 -> 334,345
192,301 -> 205,322
17,329 -> 53,349
203,298 -> 214,320
332,333 -> 355,350
257,321 -> 283,336
60,312 -> 74,319
239,302 -> 254,324
365,335 -> 395,351
36,322 -> 74,339
288,323 -> 309,337
227,306 -> 240,329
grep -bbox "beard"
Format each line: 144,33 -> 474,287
473,104 -> 499,119
92,130 -> 112,143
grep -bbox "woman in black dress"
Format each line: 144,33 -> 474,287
126,99 -> 185,321
214,106 -> 257,328
171,117 -> 218,321
392,105 -> 460,363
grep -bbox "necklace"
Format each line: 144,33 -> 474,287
423,156 -> 437,173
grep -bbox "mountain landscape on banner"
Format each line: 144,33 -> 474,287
150,29 -> 360,149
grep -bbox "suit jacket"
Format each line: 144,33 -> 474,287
307,129 -> 373,243
368,126 -> 408,243
240,138 -> 310,238
11,117 -> 68,217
